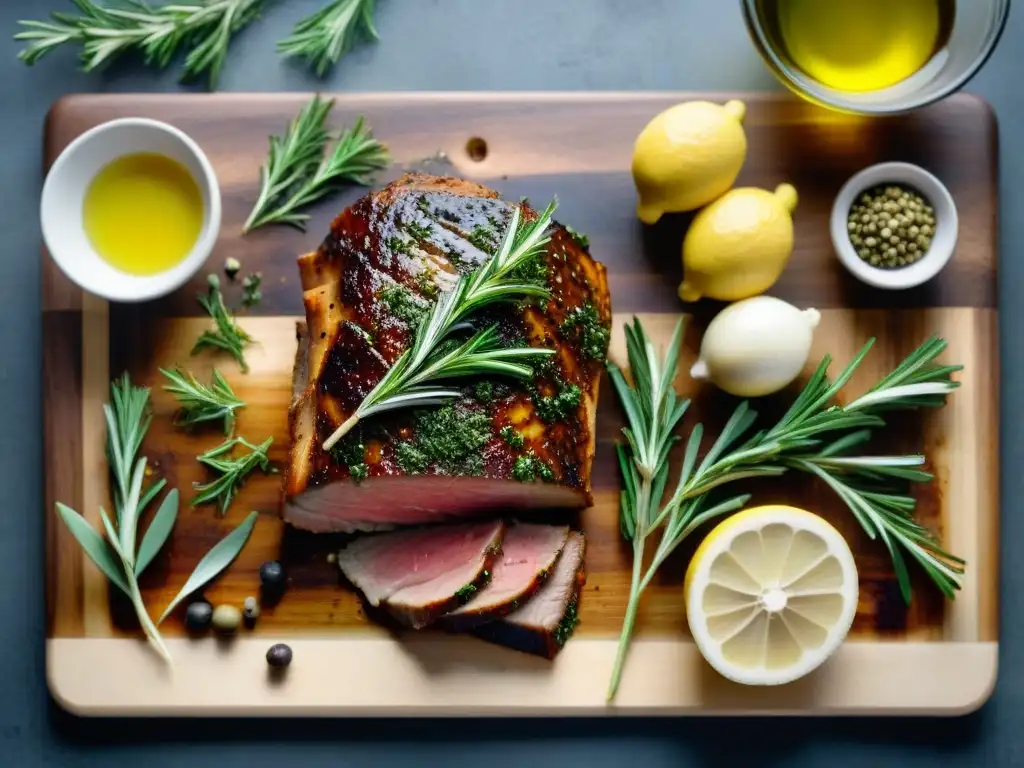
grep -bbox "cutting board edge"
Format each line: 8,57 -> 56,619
47,637 -> 998,718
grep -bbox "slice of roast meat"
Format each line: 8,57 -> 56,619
472,531 -> 586,659
283,173 -> 611,533
336,519 -> 504,629
437,522 -> 569,632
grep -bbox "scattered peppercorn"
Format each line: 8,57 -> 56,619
260,560 -> 286,593
185,600 -> 213,632
241,271 -> 262,307
211,604 -> 242,633
846,184 -> 935,269
243,596 -> 260,624
266,643 -> 293,669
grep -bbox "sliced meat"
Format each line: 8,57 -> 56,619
283,173 -> 612,533
336,520 -> 504,629
437,522 -> 569,631
472,531 -> 586,659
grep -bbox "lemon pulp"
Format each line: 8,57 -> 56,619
776,0 -> 945,92
83,152 -> 203,276
685,505 -> 858,685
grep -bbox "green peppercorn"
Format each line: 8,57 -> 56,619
846,182 -> 936,269
212,604 -> 242,633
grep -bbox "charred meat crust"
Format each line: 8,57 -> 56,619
283,173 -> 611,531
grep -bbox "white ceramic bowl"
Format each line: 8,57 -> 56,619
830,162 -> 957,290
41,117 -> 221,303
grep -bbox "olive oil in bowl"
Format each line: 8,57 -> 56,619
83,152 -> 204,276
750,0 -> 959,93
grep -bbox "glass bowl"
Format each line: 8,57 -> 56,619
741,0 -> 1010,115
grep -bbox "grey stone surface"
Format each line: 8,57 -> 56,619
0,0 -> 1018,765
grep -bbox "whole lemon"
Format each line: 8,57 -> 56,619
678,183 -> 799,303
632,99 -> 747,225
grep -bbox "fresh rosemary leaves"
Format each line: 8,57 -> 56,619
193,436 -> 274,516
278,0 -> 379,76
15,0 -> 265,88
243,96 -> 389,232
54,373 -> 260,664
606,317 -> 964,701
193,274 -> 253,373
160,367 -> 245,435
321,200 -> 559,451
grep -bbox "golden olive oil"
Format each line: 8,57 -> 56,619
83,152 -> 203,276
761,0 -> 955,92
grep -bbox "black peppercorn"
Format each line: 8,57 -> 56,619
259,560 -> 285,590
266,643 -> 293,669
185,600 -> 213,632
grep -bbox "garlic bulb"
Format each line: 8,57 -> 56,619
690,296 -> 821,397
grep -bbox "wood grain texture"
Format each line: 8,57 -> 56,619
41,92 -> 999,715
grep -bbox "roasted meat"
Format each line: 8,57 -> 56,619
472,531 -> 586,658
284,174 -> 611,533
336,520 -> 505,629
437,522 -> 569,631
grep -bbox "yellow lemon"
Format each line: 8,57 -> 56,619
678,183 -> 798,303
632,100 -> 748,224
684,505 -> 859,686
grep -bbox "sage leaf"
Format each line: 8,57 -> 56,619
135,489 -> 180,577
157,510 -> 259,623
55,503 -> 130,597
138,477 -> 168,514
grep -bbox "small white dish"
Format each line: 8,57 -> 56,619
41,117 -> 221,303
830,161 -> 957,290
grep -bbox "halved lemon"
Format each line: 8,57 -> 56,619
684,505 -> 858,686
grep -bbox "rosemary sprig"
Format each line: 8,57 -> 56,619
54,374 -> 261,664
15,0 -> 264,88
277,0 -> 379,76
193,435 -> 273,516
321,200 -> 558,451
247,115 -> 389,231
606,317 -> 964,701
243,96 -> 389,232
243,95 -> 332,232
193,274 -> 253,373
160,367 -> 245,435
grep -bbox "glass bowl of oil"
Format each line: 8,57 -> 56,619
741,0 -> 1009,114
41,117 -> 221,302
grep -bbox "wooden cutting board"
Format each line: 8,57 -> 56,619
42,92 -> 999,716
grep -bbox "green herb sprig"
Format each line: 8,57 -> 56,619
160,367 -> 245,435
54,373 -> 260,664
15,0 -> 265,88
321,200 -> 559,451
243,96 -> 389,232
606,318 -> 964,701
193,274 -> 253,373
193,435 -> 273,516
277,0 -> 379,76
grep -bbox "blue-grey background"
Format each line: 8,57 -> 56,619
0,0 -> 1018,765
